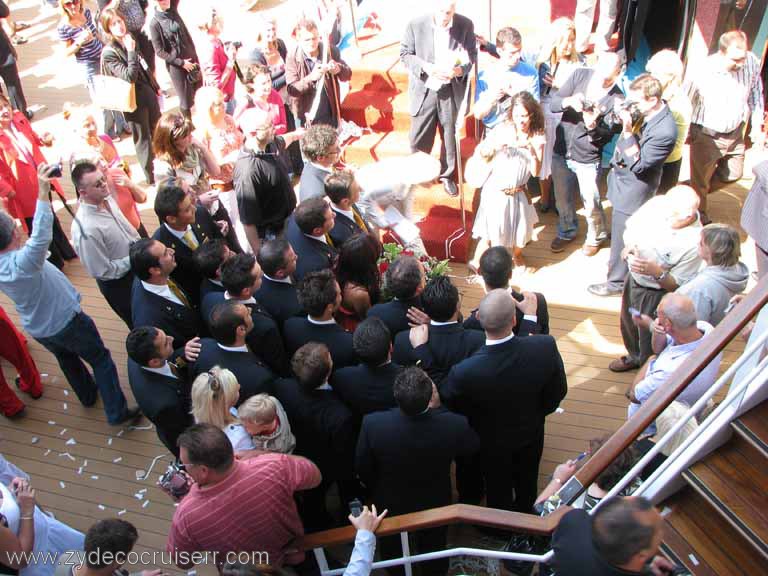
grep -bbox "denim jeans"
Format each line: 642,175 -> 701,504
36,311 -> 127,424
551,154 -> 608,245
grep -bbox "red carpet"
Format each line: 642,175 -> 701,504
417,205 -> 476,263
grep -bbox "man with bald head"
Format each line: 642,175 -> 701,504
439,289 -> 567,513
627,292 -> 721,433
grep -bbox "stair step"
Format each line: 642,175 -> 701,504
662,486 -> 766,574
731,399 -> 768,458
682,435 -> 768,560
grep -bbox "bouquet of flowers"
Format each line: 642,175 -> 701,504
378,243 -> 451,301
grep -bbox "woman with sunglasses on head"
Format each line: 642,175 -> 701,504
100,7 -> 161,184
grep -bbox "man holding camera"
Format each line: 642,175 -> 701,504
588,74 -> 677,297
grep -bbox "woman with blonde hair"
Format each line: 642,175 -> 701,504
190,366 -> 255,451
646,49 -> 692,194
536,17 -> 582,212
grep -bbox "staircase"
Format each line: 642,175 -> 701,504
660,400 -> 768,575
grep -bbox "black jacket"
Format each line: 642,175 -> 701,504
101,40 -> 160,123
330,362 -> 402,415
367,295 -> 423,340
254,277 -> 303,328
148,0 -> 198,70
284,216 -> 338,283
199,278 -> 225,302
0,2 -> 14,68
356,407 -> 480,515
131,278 -> 200,348
393,323 -> 484,386
463,289 -> 550,336
283,317 -> 357,370
191,338 -> 275,405
328,204 -> 371,248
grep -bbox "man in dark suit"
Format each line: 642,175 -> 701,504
152,180 -> 222,307
283,270 -> 357,370
368,255 -> 425,339
130,239 -> 201,348
462,246 -> 550,336
331,317 -> 401,415
400,1 -> 477,197
194,239 -> 233,302
285,197 -> 338,283
126,326 -> 196,457
356,366 -> 480,573
588,74 -> 678,297
325,171 -> 371,248
201,253 -> 289,375
191,301 -> 275,405
440,290 -> 568,513
298,124 -> 339,202
273,342 -> 358,531
254,238 -> 302,327
394,276 -> 484,386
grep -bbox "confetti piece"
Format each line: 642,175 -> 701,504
117,430 -> 124,437
59,481 -> 66,489
83,460 -> 88,467
555,407 -> 565,414
59,429 -> 67,436
113,457 -> 122,463
688,555 -> 699,566
77,467 -> 83,475
129,424 -> 154,430
107,438 -> 113,446
43,449 -> 51,456
31,437 -> 39,444
134,493 -> 144,500
41,373 -> 49,378
65,438 -> 76,446
48,420 -> 56,425
660,507 -> 672,517
59,452 -> 76,461
63,390 -> 69,396
142,500 -> 150,508
62,403 -> 68,411
90,475 -> 99,480
138,488 -> 147,494
117,509 -> 126,516
98,505 -> 105,511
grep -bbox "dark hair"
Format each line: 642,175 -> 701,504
195,239 -> 229,280
629,73 -> 663,100
496,27 -> 522,47
301,124 -> 338,163
243,63 -> 271,93
126,326 -> 161,366
324,171 -> 354,204
509,91 -> 545,134
385,256 -> 423,300
297,269 -> 338,317
421,276 -> 459,322
590,436 -> 639,492
71,161 -> 98,192
353,317 -> 391,365
0,212 -> 15,252
84,519 -> 138,569
210,301 -> 248,346
293,17 -> 319,36
221,253 -> 257,296
152,110 -> 192,167
592,497 -> 657,567
178,423 -> 235,473
291,342 -> 332,392
257,238 -> 291,277
336,233 -> 382,304
479,246 -> 513,289
154,180 -> 188,224
393,367 -> 432,416
129,238 -> 161,281
294,197 -> 330,235
99,8 -> 125,44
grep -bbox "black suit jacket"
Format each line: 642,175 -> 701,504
192,338 -> 275,404
254,277 -> 303,328
356,407 -> 480,515
199,278 -> 225,302
283,317 -> 357,370
330,362 -> 402,415
463,290 -> 550,336
284,216 -> 337,283
607,105 -> 678,215
440,336 -> 568,451
131,279 -> 200,348
328,205 -> 371,248
393,323 -> 484,386
153,206 -> 221,306
127,358 -> 193,457
367,296 -> 423,340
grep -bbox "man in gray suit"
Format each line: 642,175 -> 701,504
400,0 -> 476,198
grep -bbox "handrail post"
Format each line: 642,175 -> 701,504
401,532 -> 413,576
314,547 -> 330,574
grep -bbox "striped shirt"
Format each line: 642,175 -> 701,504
57,9 -> 102,64
167,454 -> 321,567
687,51 -> 764,136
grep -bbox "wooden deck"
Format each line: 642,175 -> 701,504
0,0 -> 757,571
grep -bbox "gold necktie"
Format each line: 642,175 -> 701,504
352,206 -> 367,232
167,278 -> 191,308
182,229 -> 199,251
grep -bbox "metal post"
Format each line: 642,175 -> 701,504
347,0 -> 359,49
400,532 -> 413,576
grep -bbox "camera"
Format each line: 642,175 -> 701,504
44,163 -> 63,179
582,100 -> 596,113
349,498 -> 363,518
224,40 -> 242,50
158,463 -> 191,500
618,100 -> 643,125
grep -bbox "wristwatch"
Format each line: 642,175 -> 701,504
655,270 -> 668,282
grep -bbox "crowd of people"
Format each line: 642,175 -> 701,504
0,0 -> 763,575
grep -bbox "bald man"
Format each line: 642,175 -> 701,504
438,289 -> 567,513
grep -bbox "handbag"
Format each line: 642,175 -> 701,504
92,48 -> 137,113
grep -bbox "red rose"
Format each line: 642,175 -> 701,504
378,261 -> 389,273
401,250 -> 414,256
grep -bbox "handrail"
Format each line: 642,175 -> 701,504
559,274 -> 768,505
302,504 -> 569,550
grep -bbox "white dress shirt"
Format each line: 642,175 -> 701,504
486,333 -> 515,346
141,280 -> 184,306
142,362 -> 176,379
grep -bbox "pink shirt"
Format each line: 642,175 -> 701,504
235,89 -> 288,135
167,454 -> 321,567
200,37 -> 236,101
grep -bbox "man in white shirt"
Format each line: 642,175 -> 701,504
71,162 -> 140,328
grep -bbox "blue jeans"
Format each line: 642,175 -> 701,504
551,154 -> 608,245
36,311 -> 127,424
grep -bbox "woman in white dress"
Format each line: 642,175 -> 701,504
470,92 -> 545,270
0,475 -> 84,576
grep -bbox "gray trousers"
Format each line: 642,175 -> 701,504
606,208 -> 631,288
409,86 -> 458,181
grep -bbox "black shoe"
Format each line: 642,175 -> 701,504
699,210 -> 712,226
588,282 -> 623,297
111,406 -> 142,426
440,178 -> 459,197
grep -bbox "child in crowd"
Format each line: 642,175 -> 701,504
237,393 -> 296,454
